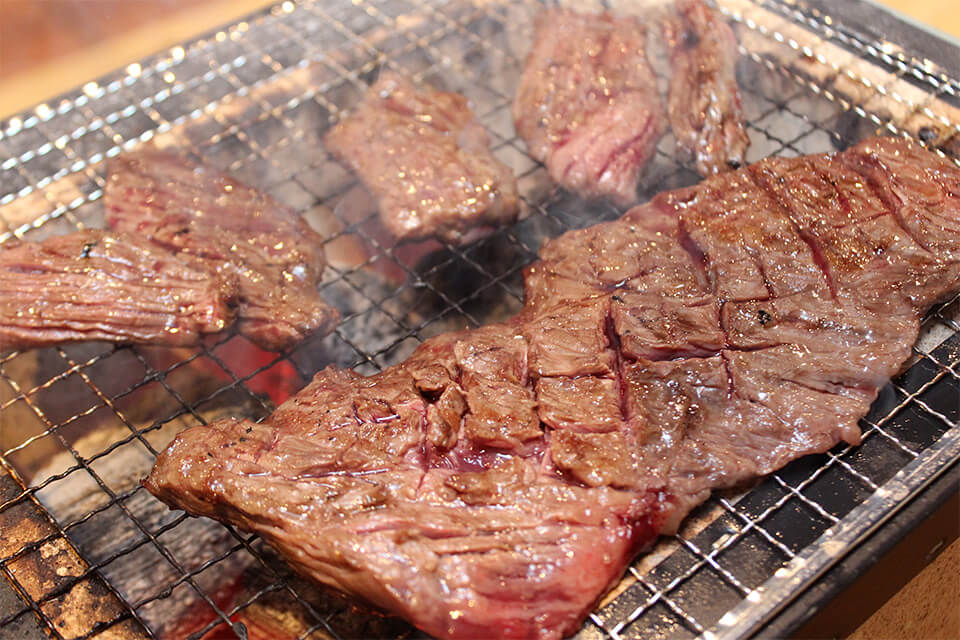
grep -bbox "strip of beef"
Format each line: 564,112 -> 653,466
513,9 -> 666,206
324,72 -> 520,244
146,138 -> 960,640
105,150 -> 338,351
664,0 -> 749,175
0,230 -> 237,351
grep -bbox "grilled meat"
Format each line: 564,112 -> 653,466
513,9 -> 667,206
324,72 -> 520,244
0,230 -> 236,351
105,150 -> 337,351
146,137 -> 960,640
665,0 -> 750,175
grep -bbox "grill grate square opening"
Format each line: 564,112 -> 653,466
726,479 -> 790,522
801,462 -> 877,521
641,545 -> 702,594
66,503 -> 147,567
842,428 -> 918,486
5,433 -> 72,486
886,396 -> 955,453
715,528 -> 793,592
666,566 -> 745,631
99,538 -> 180,606
620,601 -> 700,640
33,469 -> 109,527
87,440 -> 154,496
771,453 -> 833,489
917,375 -> 960,425
762,497 -> 837,555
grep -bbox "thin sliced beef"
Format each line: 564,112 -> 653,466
105,150 -> 337,351
513,9 -> 666,206
324,72 -> 520,244
665,0 -> 749,175
146,138 -> 960,640
0,230 -> 236,351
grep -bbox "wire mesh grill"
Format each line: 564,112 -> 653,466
0,0 -> 958,638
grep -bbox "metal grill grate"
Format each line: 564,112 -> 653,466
1,0 -> 958,638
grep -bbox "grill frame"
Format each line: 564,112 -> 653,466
0,0 -> 958,638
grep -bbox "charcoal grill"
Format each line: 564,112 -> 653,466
1,0 -> 958,638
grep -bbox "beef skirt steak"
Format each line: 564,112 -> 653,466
146,137 -> 960,640
106,150 -> 338,352
513,9 -> 666,206
325,72 -> 520,244
664,0 -> 750,175
0,230 -> 237,352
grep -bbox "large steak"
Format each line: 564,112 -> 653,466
146,137 -> 960,639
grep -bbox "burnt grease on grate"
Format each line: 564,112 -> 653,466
0,470 -> 146,639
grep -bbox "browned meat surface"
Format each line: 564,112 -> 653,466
146,138 -> 960,640
324,72 -> 520,244
0,230 -> 237,351
513,9 -> 666,206
105,150 -> 337,351
665,0 -> 750,175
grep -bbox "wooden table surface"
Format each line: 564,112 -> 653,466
0,0 -> 958,119
881,0 -> 960,37
0,1 -> 957,639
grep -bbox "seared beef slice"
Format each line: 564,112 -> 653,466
105,150 -> 337,351
325,72 -> 520,244
665,0 -> 750,175
513,9 -> 667,206
147,138 -> 960,640
0,230 -> 237,351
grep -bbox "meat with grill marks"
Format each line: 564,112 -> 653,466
0,230 -> 237,352
513,9 -> 667,206
146,137 -> 960,640
105,150 -> 338,351
324,72 -> 520,244
665,0 -> 750,175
